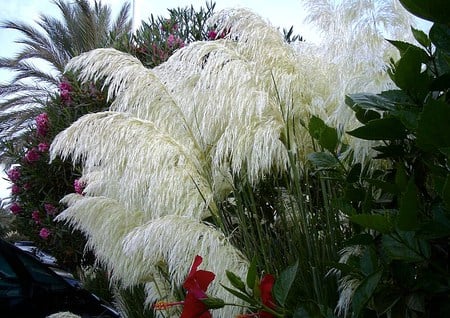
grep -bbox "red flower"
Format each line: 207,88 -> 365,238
181,255 -> 216,318
259,274 -> 276,318
154,255 -> 216,318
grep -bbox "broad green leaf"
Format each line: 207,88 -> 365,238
411,26 -> 431,48
307,152 -> 339,169
398,179 -> 419,230
226,270 -> 246,292
319,125 -> 338,153
388,49 -> 431,98
347,118 -> 407,140
246,257 -> 257,289
355,109 -> 381,124
430,23 -> 450,54
345,93 -> 397,112
351,270 -> 383,318
273,261 -> 298,307
360,247 -> 377,276
308,116 -> 338,152
387,40 -> 428,60
308,115 -> 325,140
399,0 -> 450,24
382,231 -> 430,262
350,214 -> 393,234
417,99 -> 450,150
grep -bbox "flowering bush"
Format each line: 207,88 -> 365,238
3,75 -> 108,270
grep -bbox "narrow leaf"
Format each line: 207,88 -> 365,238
226,270 -> 246,292
246,257 -> 257,290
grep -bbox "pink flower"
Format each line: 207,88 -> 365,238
7,167 -> 21,182
39,228 -> 50,240
74,178 -> 85,194
11,184 -> 21,195
10,202 -> 21,215
36,113 -> 49,136
38,142 -> 49,152
59,80 -> 72,105
25,148 -> 40,163
44,203 -> 57,215
23,183 -> 31,191
207,30 -> 217,40
32,210 -> 41,224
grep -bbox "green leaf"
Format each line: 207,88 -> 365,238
345,93 -> 397,112
387,40 -> 428,60
351,270 -> 383,318
347,118 -> 407,140
273,261 -> 298,307
417,99 -> 450,151
399,0 -> 450,24
354,109 -> 381,124
226,270 -> 246,292
398,179 -> 419,230
350,214 -> 393,234
307,152 -> 339,169
411,26 -> 431,48
220,284 -> 255,305
246,257 -> 257,290
430,23 -> 450,54
382,231 -> 430,262
388,48 -> 431,98
308,116 -> 338,152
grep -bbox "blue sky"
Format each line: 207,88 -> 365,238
0,0 -> 315,201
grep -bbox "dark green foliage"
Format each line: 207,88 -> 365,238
308,1 -> 450,316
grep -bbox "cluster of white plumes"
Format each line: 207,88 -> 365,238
50,1 -> 415,316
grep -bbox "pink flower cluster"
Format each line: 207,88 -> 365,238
25,147 -> 40,163
32,210 -> 41,224
36,113 -> 49,137
44,203 -> 58,216
59,80 -> 72,105
74,178 -> 85,194
7,167 -> 21,183
39,227 -> 50,240
38,142 -> 49,152
167,34 -> 185,49
10,202 -> 21,215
